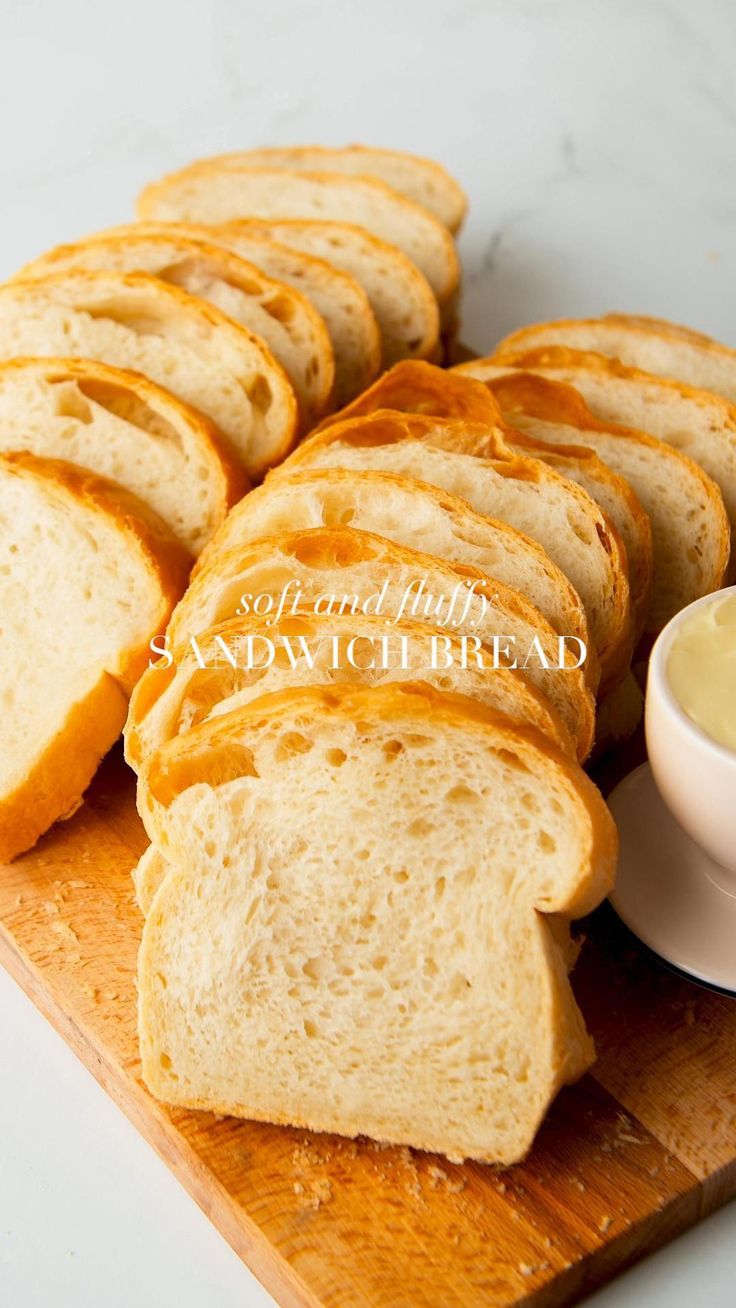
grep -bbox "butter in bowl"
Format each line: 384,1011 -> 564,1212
608,586 -> 736,992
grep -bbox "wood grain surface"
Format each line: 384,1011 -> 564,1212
1,745 -> 735,1308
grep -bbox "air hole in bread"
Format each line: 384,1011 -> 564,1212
321,502 -> 355,527
75,379 -> 185,448
264,294 -> 296,325
497,748 -> 531,774
407,816 -> 433,837
325,747 -> 347,766
538,830 -> 556,853
382,739 -> 403,759
246,373 -> 273,414
568,517 -> 595,546
275,731 -> 314,759
446,784 -> 480,805
595,522 -> 613,556
51,385 -> 93,424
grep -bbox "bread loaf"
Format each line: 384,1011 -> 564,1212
137,682 -> 616,1164
0,452 -> 189,862
0,271 -> 297,477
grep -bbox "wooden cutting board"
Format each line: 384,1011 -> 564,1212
2,746 -> 735,1308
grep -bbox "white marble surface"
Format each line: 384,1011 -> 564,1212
2,0 -> 735,1304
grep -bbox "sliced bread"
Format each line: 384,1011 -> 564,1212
153,222 -> 382,405
278,423 -> 631,687
137,681 -> 616,1164
458,360 -> 730,632
194,464 -> 597,680
495,314 -> 736,404
228,220 -> 440,367
0,357 -> 246,555
485,345 -> 736,533
204,145 -> 468,231
316,358 -> 502,428
0,270 -> 297,478
125,609 -> 575,775
165,527 -> 596,761
315,363 -> 652,640
0,451 -> 189,862
137,163 -> 460,314
18,232 -> 335,432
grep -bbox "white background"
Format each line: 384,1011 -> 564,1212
1,1 -> 735,1304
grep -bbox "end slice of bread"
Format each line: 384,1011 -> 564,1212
0,452 -> 189,862
138,681 -> 616,1164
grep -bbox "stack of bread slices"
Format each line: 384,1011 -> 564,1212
6,141 -> 735,1164
0,144 -> 464,867
129,311 -> 735,1162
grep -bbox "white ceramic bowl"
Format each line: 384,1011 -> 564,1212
646,585 -> 736,880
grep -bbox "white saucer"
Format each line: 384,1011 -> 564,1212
607,763 -> 736,994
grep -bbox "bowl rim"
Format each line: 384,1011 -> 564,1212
648,584 -> 736,768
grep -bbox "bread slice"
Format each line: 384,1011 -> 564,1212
137,681 -> 616,1164
0,357 -> 246,556
484,345 -> 736,534
228,220 -> 440,367
125,609 -> 575,774
195,465 -> 598,679
137,164 -> 460,314
141,222 -> 382,405
316,358 -> 502,427
458,359 -> 730,632
205,145 -> 468,231
495,314 -> 736,403
315,362 -> 652,641
0,271 -> 297,478
18,232 -> 334,433
277,424 -> 631,687
165,527 -> 596,761
0,451 -> 189,862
